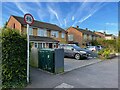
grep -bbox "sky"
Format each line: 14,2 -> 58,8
1,1 -> 118,36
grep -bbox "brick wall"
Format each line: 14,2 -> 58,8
67,27 -> 83,46
7,16 -> 22,33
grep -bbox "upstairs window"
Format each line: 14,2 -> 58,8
83,34 -> 87,40
61,32 -> 65,38
89,35 -> 92,40
38,28 -> 47,37
51,31 -> 58,38
13,23 -> 15,29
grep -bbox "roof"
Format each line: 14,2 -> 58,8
72,27 -> 99,37
12,15 -> 66,32
29,35 -> 59,42
95,32 -> 105,35
105,34 -> 113,36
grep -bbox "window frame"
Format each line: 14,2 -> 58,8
37,28 -> 47,37
51,31 -> 59,38
61,32 -> 65,38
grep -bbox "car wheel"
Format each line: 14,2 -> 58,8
74,53 -> 81,60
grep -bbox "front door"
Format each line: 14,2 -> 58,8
49,43 -> 52,48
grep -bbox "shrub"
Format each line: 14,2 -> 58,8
98,48 -> 115,59
1,28 -> 27,88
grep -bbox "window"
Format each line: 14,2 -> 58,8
83,34 -> 87,39
68,35 -> 73,41
51,31 -> 58,38
13,23 -> 15,29
34,42 -> 38,48
93,36 -> 96,40
29,27 -> 33,35
42,43 -> 46,48
61,32 -> 65,38
38,43 -> 42,49
89,35 -> 92,40
66,45 -> 73,50
38,28 -> 47,37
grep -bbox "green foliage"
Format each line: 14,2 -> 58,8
98,48 -> 111,59
98,47 -> 116,59
91,40 -> 99,46
93,38 -> 118,53
2,28 -> 27,88
116,37 -> 120,53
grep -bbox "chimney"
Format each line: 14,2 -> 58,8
76,26 -> 79,28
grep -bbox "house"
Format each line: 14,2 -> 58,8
95,32 -> 116,40
95,32 -> 105,39
67,26 -> 101,47
7,15 -> 68,49
104,34 -> 116,40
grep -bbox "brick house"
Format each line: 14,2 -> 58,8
7,15 -> 68,49
95,32 -> 116,40
95,32 -> 105,39
104,34 -> 116,40
67,26 -> 101,47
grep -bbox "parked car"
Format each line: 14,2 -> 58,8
86,45 -> 104,52
86,46 -> 99,51
58,44 -> 92,60
97,45 -> 104,50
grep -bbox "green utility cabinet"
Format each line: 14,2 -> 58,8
38,48 -> 64,74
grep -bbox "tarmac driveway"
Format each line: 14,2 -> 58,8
64,58 -> 101,72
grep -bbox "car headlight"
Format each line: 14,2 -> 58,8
80,51 -> 87,54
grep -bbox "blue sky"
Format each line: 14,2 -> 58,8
1,2 -> 118,35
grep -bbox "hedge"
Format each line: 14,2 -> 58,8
1,28 -> 27,88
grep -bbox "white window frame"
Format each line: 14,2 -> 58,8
61,32 -> 65,38
51,31 -> 59,38
83,34 -> 87,40
37,28 -> 47,37
89,35 -> 92,40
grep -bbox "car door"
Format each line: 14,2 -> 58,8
65,45 -> 75,57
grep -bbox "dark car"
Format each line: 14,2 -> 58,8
59,44 -> 91,60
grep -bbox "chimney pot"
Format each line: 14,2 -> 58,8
86,28 -> 88,30
76,26 -> 79,28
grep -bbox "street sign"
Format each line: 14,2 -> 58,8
24,13 -> 34,25
24,13 -> 34,83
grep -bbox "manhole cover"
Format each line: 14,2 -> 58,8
55,83 -> 74,88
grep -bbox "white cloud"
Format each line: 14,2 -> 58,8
106,23 -> 117,26
14,2 -> 30,14
72,16 -> 75,21
64,19 -> 67,27
72,1 -> 106,26
47,6 -> 62,26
